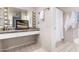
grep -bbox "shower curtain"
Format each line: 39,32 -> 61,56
64,12 -> 77,31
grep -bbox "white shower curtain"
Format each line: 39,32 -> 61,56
64,12 -> 77,31
70,12 -> 77,28
64,15 -> 70,31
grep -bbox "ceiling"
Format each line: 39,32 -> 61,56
9,7 -> 79,13
58,7 -> 79,12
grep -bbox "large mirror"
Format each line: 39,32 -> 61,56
0,7 -> 36,31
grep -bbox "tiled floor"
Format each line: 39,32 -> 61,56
56,41 -> 79,52
5,41 -> 79,52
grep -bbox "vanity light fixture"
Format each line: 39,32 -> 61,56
4,21 -> 8,23
4,13 -> 7,15
4,8 -> 7,12
4,17 -> 8,19
4,25 -> 8,27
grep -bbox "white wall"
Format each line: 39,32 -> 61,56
36,7 -> 51,51
36,7 -> 56,51
36,7 -> 64,51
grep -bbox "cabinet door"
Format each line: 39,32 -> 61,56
55,8 -> 64,42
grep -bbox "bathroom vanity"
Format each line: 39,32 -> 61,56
0,7 -> 39,52
0,29 -> 40,52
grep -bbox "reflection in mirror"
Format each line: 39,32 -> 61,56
0,8 -> 4,30
0,7 -> 37,31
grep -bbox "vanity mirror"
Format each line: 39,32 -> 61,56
0,7 -> 37,31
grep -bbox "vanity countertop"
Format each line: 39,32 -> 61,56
0,28 -> 39,34
0,29 -> 40,40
